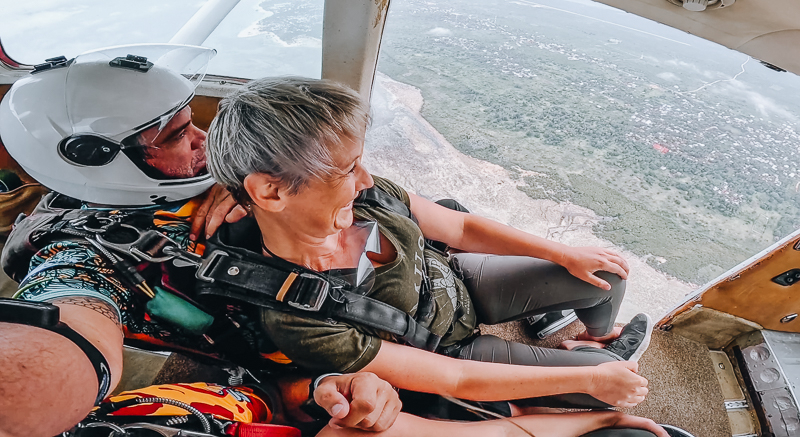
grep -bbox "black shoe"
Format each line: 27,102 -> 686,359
525,310 -> 578,339
659,424 -> 696,437
603,313 -> 653,362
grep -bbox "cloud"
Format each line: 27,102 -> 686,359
657,72 -> 680,81
718,80 -> 796,120
427,27 -> 452,36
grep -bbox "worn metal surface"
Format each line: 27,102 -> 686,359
739,330 -> 800,437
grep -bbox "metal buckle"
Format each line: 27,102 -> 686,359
195,250 -> 228,283
284,272 -> 329,312
95,225 -> 179,263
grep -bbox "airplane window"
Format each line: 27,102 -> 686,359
1,2 -> 202,65
203,0 -> 323,79
1,0 -> 324,79
375,0 -> 800,300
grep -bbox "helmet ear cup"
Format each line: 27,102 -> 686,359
58,135 -> 121,167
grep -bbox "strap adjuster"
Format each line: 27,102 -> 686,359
196,250 -> 228,283
278,272 -> 329,312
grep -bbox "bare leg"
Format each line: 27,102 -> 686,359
579,327 -> 623,343
316,411 -> 665,437
561,340 -> 608,350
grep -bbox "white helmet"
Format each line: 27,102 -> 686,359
0,44 -> 217,205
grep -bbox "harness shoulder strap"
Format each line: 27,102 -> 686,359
355,185 -> 416,222
196,218 -> 441,351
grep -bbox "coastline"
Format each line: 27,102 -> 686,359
365,73 -> 695,322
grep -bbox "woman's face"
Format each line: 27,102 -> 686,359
283,136 -> 374,237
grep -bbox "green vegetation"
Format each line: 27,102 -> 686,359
378,0 -> 800,283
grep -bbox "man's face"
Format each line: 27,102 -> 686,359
138,106 -> 206,178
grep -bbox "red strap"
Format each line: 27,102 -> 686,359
0,39 -> 21,68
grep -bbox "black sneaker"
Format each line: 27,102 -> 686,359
525,310 -> 578,339
603,313 -> 653,362
659,424 -> 696,437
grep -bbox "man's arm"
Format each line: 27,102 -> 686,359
0,297 -> 123,437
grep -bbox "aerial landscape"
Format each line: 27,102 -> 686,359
5,0 -> 800,305
376,0 -> 800,285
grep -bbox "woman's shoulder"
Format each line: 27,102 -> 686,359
371,175 -> 410,208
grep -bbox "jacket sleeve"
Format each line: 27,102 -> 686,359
260,308 -> 382,373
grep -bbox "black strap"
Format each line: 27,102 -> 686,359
0,298 -> 111,405
355,186 -> 417,223
196,249 -> 440,351
52,321 -> 113,405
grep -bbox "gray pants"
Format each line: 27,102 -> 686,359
450,252 -> 626,409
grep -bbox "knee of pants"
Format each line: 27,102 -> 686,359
596,270 -> 626,299
458,335 -> 512,363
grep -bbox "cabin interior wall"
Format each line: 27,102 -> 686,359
188,95 -> 222,133
667,306 -> 761,349
698,236 -> 800,333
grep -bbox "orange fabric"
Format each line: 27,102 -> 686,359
107,382 -> 271,423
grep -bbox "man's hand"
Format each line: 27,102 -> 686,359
190,184 -> 248,241
559,246 -> 630,290
314,372 -> 402,432
587,361 -> 649,408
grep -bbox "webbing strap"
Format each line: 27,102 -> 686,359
196,249 -> 440,351
355,186 -> 417,223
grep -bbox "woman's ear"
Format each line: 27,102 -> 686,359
243,173 -> 285,212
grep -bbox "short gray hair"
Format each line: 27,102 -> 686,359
205,77 -> 369,203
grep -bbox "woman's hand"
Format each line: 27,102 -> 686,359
559,246 -> 630,290
190,184 -> 248,241
587,361 -> 649,408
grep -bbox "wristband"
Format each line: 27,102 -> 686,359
312,373 -> 344,393
0,298 -> 112,405
301,373 -> 344,420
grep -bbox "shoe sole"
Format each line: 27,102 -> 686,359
537,311 -> 578,339
628,313 -> 653,363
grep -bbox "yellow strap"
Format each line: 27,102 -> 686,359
276,272 -> 298,302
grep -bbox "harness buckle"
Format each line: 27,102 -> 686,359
280,272 -> 329,312
95,224 -> 178,263
196,250 -> 228,283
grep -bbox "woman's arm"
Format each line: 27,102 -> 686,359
361,341 -> 647,407
317,410 -> 669,437
408,193 -> 629,290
